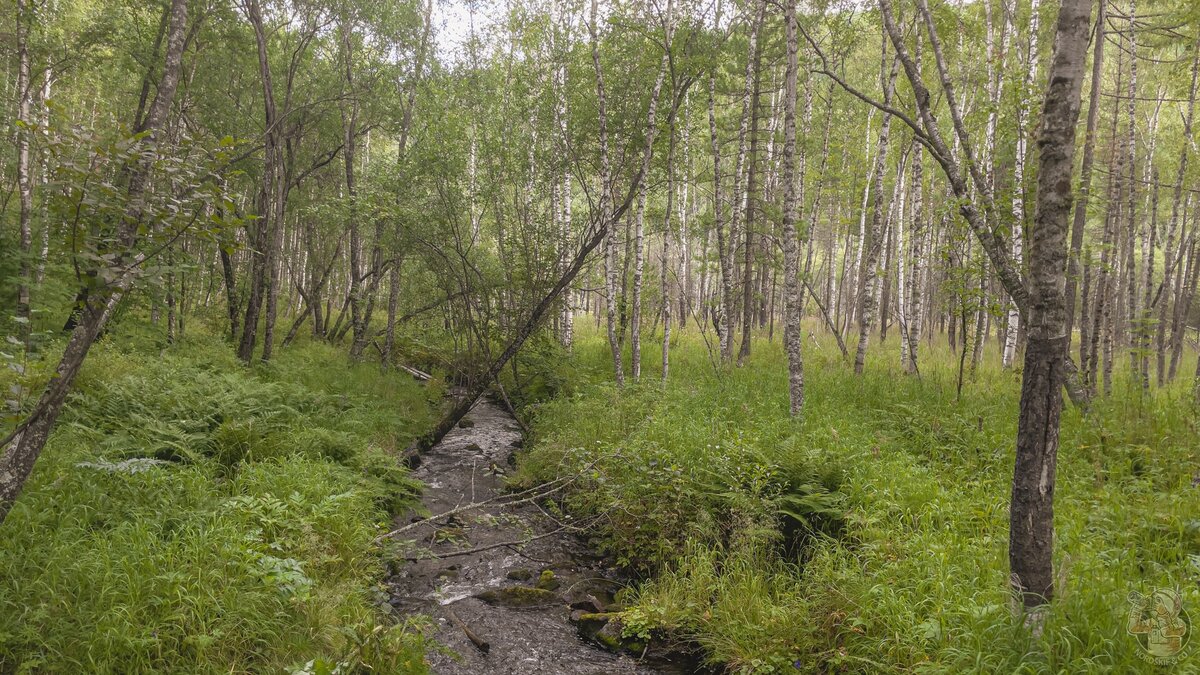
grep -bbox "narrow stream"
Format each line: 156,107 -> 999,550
386,396 -> 693,674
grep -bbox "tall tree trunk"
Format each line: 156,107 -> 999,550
736,0 -> 766,366
781,0 -> 805,415
590,0 -> 623,385
1068,0 -> 1104,379
1122,2 -> 1139,381
1009,0 -> 1091,612
661,99 -> 676,381
708,29 -> 734,362
342,22 -> 369,361
1158,41 -> 1198,384
238,0 -> 280,363
630,1 -> 673,382
853,36 -> 899,375
383,0 -> 432,366
1003,0 -> 1041,368
15,0 -> 33,349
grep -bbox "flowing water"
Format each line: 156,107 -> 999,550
386,396 -> 699,674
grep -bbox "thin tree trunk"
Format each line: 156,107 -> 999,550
14,0 -> 33,349
853,36 -> 899,375
782,0 -> 805,415
1158,41 -> 1198,384
1003,0 -> 1040,368
590,0 -> 623,386
630,0 -> 673,382
238,0 -> 280,363
708,19 -> 734,362
1069,0 -> 1104,379
737,0 -> 766,366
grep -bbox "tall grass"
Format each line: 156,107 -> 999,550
518,323 -> 1200,673
0,333 -> 439,674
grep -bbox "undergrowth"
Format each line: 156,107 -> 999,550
516,324 -> 1200,673
0,331 -> 440,674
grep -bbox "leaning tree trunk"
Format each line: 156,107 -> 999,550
1009,0 -> 1092,612
0,0 -> 189,525
413,75 -> 695,451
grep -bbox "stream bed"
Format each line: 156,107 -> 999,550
385,396 -> 701,674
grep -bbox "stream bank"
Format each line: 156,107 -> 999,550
385,395 -> 702,674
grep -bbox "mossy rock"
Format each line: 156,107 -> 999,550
475,585 -> 559,608
535,570 -> 560,591
574,613 -> 646,654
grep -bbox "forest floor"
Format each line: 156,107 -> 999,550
0,320 -> 1197,674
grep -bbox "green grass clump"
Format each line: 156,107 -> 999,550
0,334 -> 438,674
519,324 -> 1200,673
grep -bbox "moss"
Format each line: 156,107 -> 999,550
475,586 -> 559,607
535,570 -> 560,591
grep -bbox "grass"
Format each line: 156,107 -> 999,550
0,330 -> 441,674
516,322 -> 1200,673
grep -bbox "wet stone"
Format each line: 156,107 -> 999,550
475,585 -> 560,608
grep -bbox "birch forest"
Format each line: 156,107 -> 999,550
1,0 -> 1199,671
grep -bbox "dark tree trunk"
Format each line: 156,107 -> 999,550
1009,0 -> 1092,611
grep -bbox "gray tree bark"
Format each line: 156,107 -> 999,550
781,0 -> 805,415
1009,0 -> 1092,611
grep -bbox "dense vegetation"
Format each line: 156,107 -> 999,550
2,0 -> 1199,671
0,330 -> 439,673
521,327 -> 1199,671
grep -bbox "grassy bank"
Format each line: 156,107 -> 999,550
516,325 -> 1200,673
0,332 -> 440,674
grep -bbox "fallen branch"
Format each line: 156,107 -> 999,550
446,608 -> 490,654
492,380 -> 528,435
802,277 -> 848,357
407,525 -> 571,560
374,474 -> 576,543
398,364 -> 432,381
